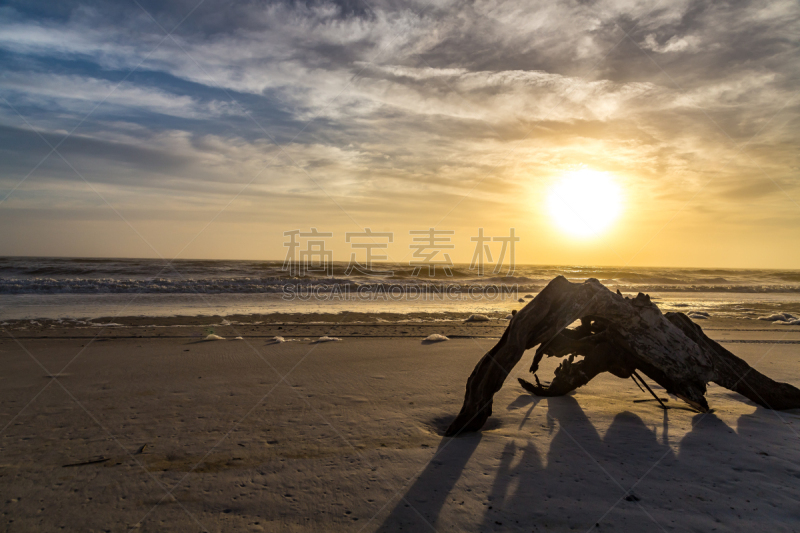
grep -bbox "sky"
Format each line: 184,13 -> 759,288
0,0 -> 798,268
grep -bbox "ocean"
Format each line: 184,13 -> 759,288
1,257 -> 800,320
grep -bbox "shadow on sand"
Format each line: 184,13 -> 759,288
375,423 -> 483,532
376,394 -> 800,532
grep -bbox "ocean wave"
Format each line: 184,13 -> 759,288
0,258 -> 795,282
2,276 -> 800,295
0,277 -> 344,294
1,258 -> 800,294
0,278 -> 525,294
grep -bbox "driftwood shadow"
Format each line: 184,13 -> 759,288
375,432 -> 483,532
479,396 -> 677,530
378,393 -> 800,531
378,396 -> 673,532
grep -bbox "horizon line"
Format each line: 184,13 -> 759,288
1,255 -> 798,272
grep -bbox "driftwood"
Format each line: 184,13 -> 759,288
446,276 -> 800,436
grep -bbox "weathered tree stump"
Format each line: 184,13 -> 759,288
446,276 -> 800,436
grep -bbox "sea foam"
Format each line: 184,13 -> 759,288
758,313 -> 797,322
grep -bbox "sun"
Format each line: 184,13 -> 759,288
547,169 -> 623,238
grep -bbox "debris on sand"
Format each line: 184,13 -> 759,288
313,336 -> 342,343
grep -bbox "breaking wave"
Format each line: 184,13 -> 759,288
1,258 -> 799,294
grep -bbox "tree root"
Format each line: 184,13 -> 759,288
446,277 -> 800,436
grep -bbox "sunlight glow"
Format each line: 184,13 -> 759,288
547,169 -> 623,238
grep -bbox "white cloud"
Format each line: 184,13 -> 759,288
642,34 -> 700,54
0,72 -> 241,119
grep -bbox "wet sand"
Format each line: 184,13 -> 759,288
1,316 -> 799,532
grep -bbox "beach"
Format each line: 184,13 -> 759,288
2,314 -> 799,532
3,0 -> 799,528
4,0 -> 800,529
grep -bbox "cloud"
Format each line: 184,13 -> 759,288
642,33 -> 700,53
0,0 -> 798,263
0,72 -> 242,119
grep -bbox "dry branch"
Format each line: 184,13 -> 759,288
446,277 -> 800,436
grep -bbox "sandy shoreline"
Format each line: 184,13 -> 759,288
2,319 -> 800,532
5,312 -> 800,341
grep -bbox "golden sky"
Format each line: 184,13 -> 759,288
0,0 -> 798,268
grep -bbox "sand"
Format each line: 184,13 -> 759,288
1,315 -> 799,532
